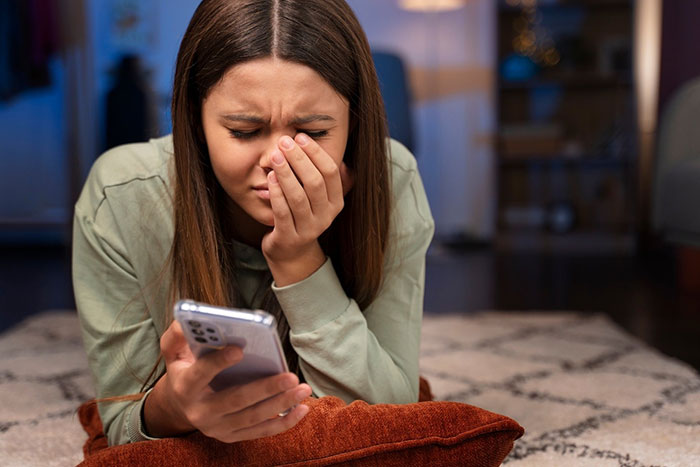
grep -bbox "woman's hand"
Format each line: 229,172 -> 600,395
143,320 -> 312,443
262,133 -> 354,286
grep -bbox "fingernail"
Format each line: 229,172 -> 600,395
280,136 -> 295,150
296,133 -> 309,146
280,376 -> 297,391
272,150 -> 284,165
268,171 -> 278,184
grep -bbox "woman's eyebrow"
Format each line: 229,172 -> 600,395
222,114 -> 267,124
289,114 -> 336,125
220,113 -> 336,125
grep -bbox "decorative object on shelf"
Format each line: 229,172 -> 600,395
499,123 -> 563,159
500,53 -> 539,82
546,201 -> 576,234
502,205 -> 547,230
505,0 -> 560,69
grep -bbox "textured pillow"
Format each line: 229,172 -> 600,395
78,389 -> 523,466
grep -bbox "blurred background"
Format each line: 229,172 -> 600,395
1,0 -> 698,370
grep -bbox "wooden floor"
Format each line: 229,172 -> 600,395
2,243 -> 699,371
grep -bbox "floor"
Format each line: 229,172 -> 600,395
424,243 -> 700,372
1,242 -> 699,371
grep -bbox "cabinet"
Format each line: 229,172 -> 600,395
496,0 -> 636,252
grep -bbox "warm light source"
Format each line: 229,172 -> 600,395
398,0 -> 467,12
634,0 -> 662,134
633,0 -> 662,231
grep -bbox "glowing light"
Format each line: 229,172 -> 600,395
398,0 -> 467,12
542,48 -> 560,66
634,0 -> 662,133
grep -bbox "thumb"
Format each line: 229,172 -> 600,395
339,162 -> 355,196
160,320 -> 195,366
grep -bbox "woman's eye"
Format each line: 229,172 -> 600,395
300,130 -> 329,139
228,129 -> 260,139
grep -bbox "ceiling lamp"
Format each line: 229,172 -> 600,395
398,0 -> 467,12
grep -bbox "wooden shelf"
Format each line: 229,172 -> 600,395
498,156 -> 629,168
496,230 -> 636,255
496,0 -> 635,249
499,0 -> 632,14
500,75 -> 632,90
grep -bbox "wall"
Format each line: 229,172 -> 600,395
347,0 -> 497,240
0,59 -> 68,242
658,0 -> 700,117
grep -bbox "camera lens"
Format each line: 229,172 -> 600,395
209,336 -> 219,342
195,337 -> 207,343
192,328 -> 205,336
206,328 -> 215,333
188,320 -> 201,328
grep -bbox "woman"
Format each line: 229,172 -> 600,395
73,0 -> 434,446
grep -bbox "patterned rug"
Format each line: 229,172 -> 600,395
1,311 -> 699,466
421,312 -> 700,466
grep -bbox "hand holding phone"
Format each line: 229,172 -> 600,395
174,299 -> 289,390
142,300 -> 312,443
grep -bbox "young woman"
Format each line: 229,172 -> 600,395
73,0 -> 434,446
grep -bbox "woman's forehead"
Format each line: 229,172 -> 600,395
204,57 -> 349,118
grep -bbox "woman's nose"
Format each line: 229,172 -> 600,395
259,132 -> 294,169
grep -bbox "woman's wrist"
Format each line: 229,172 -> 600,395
265,242 -> 326,287
143,374 -> 195,438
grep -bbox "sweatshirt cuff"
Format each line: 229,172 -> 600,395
126,387 -> 162,443
271,257 -> 351,333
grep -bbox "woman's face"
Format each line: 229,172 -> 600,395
201,57 -> 350,241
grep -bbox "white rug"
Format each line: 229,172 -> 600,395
1,311 -> 699,466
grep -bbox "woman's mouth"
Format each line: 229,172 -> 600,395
253,184 -> 270,200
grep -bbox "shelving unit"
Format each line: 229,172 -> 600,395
495,0 -> 636,252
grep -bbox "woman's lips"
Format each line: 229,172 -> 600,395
253,185 -> 270,200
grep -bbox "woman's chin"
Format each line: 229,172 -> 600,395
257,213 -> 274,227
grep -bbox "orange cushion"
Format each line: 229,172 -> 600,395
77,390 -> 523,466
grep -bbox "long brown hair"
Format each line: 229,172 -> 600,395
168,0 -> 390,375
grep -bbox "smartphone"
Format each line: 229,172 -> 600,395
173,299 -> 289,391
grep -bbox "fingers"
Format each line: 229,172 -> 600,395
293,134 -> 345,206
224,403 -> 310,443
200,374 -> 311,443
217,372 -> 300,414
180,345 -> 243,394
160,321 -> 193,364
279,135 -> 329,213
268,169 -> 295,232
271,145 -> 313,221
222,382 -> 311,427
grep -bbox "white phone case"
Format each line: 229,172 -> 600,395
173,299 -> 288,391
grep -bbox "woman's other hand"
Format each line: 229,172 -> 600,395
143,320 -> 312,442
262,133 -> 354,286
